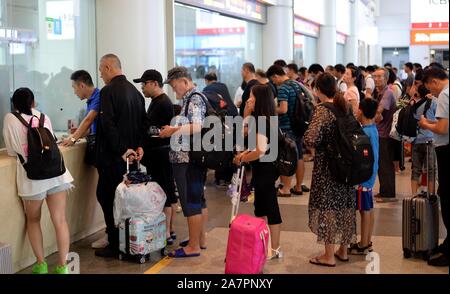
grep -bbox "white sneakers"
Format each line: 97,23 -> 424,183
91,234 -> 109,249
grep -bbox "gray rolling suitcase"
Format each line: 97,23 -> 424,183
402,141 -> 439,260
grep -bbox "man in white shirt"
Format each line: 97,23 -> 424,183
334,64 -> 348,93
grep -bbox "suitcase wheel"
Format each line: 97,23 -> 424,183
118,254 -> 124,261
139,256 -> 146,264
403,249 -> 412,259
160,247 -> 167,257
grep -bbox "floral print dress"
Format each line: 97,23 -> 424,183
304,104 -> 357,245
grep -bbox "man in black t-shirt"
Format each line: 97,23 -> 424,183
134,69 -> 178,245
239,63 -> 260,117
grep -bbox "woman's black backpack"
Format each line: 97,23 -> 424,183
12,112 -> 66,180
322,103 -> 374,186
275,130 -> 298,177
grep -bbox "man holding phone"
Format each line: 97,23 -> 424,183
133,69 -> 178,245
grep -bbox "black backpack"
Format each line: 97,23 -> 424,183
322,103 -> 374,186
12,112 -> 66,180
202,90 -> 238,117
288,81 -> 315,138
275,130 -> 298,177
185,92 -> 234,170
396,99 -> 432,138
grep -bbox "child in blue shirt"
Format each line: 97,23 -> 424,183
349,98 -> 380,255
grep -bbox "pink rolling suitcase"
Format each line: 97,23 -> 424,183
225,165 -> 269,274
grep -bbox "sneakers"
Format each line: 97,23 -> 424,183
53,265 -> 69,274
348,242 -> 373,255
32,262 -> 48,274
91,234 -> 109,249
267,247 -> 283,260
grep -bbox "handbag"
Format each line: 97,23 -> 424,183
84,134 -> 96,166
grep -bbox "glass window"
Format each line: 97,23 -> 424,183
294,34 -> 317,68
174,3 -> 262,96
0,0 -> 97,148
336,44 -> 345,64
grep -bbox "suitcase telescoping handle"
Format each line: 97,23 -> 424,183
229,164 -> 246,225
126,153 -> 140,174
425,140 -> 434,199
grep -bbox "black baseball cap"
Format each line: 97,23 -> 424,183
133,69 -> 163,84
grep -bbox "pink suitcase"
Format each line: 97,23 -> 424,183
225,165 -> 269,274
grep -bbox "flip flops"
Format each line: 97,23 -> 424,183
179,240 -> 207,250
168,248 -> 200,258
334,253 -> 350,262
309,257 -> 336,267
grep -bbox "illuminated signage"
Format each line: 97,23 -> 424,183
411,0 -> 449,25
411,29 -> 449,45
294,17 -> 320,38
46,1 -> 74,40
176,0 -> 267,23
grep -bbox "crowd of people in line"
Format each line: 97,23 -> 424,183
3,53 -> 448,273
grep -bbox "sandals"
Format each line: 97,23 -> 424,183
277,190 -> 291,198
290,188 -> 303,196
334,253 -> 349,262
179,240 -> 207,250
309,257 -> 336,267
168,248 -> 200,258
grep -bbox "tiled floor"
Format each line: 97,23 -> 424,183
19,162 -> 448,274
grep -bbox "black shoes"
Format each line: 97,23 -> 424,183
95,246 -> 119,258
428,253 -> 449,267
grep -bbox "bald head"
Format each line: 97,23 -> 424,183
99,54 -> 123,84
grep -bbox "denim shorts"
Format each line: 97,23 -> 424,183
22,183 -> 73,201
284,130 -> 304,159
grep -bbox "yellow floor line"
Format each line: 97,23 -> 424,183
144,257 -> 172,274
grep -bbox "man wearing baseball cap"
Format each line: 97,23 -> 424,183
133,70 -> 178,245
159,66 -> 208,258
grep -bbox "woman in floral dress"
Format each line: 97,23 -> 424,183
304,73 -> 357,267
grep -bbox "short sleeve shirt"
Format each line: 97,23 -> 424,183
169,88 -> 207,164
434,85 -> 449,147
86,88 -> 100,134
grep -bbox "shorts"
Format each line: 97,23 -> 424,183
284,130 -> 304,160
355,186 -> 373,212
22,183 -> 73,201
173,163 -> 207,217
411,143 -> 436,182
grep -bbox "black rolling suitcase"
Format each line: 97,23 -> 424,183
402,141 -> 439,260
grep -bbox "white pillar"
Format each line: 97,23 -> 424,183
262,0 -> 294,69
96,0 -> 170,89
345,0 -> 359,65
318,0 -> 337,66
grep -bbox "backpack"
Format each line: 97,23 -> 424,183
288,81 -> 315,138
322,103 -> 374,186
12,112 -> 66,180
202,90 -> 238,117
275,129 -> 298,177
396,98 -> 432,138
185,92 -> 234,170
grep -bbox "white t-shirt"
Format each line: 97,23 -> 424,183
234,86 -> 244,107
338,78 -> 348,93
365,75 -> 375,93
3,110 -> 73,197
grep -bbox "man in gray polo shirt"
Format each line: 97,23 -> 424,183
419,68 -> 449,267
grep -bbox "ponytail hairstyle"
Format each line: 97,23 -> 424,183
348,65 -> 364,94
12,88 -> 34,115
315,73 -> 347,113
